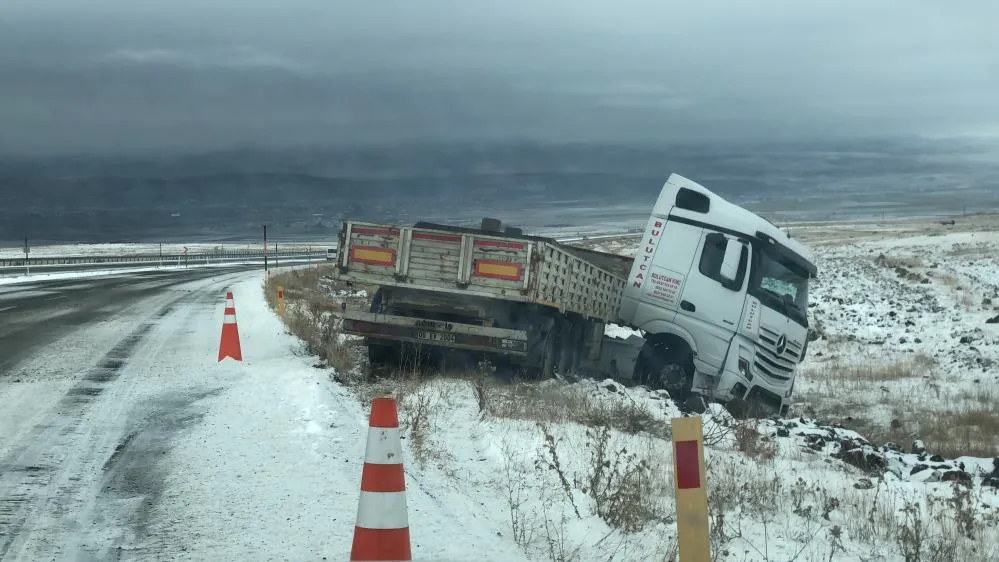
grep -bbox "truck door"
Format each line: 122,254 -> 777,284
622,218 -> 703,326
675,231 -> 750,373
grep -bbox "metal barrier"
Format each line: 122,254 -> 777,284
0,249 -> 337,274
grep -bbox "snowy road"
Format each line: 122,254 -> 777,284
0,268 -> 257,559
0,269 -> 528,561
0,269 -> 257,374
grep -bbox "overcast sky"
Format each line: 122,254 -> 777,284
1,0 -> 997,154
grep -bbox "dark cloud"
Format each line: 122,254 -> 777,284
1,0 -> 997,154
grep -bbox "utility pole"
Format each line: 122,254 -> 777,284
263,225 -> 268,274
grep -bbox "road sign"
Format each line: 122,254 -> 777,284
672,415 -> 710,561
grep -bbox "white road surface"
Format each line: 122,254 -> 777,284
0,270 -> 526,561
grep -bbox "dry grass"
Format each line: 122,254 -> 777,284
938,273 -> 961,287
574,426 -> 674,533
395,380 -> 457,474
918,409 -> 999,459
959,289 -> 977,310
265,265 -> 334,308
707,451 -> 999,561
500,425 -> 678,561
796,356 -> 999,457
892,256 -> 924,269
733,418 -> 779,461
484,380 -> 672,440
804,354 -> 936,382
264,267 -> 364,377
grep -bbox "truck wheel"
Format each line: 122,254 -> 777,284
655,363 -> 692,401
540,330 -> 557,379
635,340 -> 694,402
556,321 -> 577,378
367,341 -> 398,370
521,329 -> 557,380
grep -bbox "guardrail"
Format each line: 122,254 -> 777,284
0,249 -> 337,274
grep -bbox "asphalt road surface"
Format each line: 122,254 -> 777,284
0,266 -> 259,560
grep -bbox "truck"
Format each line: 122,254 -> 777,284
334,173 -> 817,416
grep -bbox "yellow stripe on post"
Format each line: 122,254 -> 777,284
672,415 -> 710,562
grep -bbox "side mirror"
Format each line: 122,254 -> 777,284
719,239 -> 743,284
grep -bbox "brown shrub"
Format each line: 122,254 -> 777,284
485,381 -> 671,439
733,418 -> 778,461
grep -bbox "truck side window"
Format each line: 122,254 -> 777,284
699,233 -> 747,290
675,188 -> 710,213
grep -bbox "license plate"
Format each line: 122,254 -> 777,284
500,338 -> 525,351
415,330 -> 457,344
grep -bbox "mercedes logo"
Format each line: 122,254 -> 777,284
775,335 -> 788,355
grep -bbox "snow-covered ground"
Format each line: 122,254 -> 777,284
790,220 -> 999,459
367,376 -> 999,561
283,213 -> 999,561
4,212 -> 997,560
141,275 -> 531,561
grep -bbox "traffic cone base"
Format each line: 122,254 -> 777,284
218,291 -> 242,362
350,396 -> 411,561
350,527 -> 412,561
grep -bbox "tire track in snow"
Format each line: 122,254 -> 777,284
0,283 -> 226,561
81,289 -> 228,560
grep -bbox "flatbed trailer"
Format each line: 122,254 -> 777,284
335,218 -> 632,375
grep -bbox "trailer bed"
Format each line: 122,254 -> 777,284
335,220 -> 633,324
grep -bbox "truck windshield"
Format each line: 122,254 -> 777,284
750,249 -> 810,327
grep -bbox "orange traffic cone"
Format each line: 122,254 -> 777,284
218,291 -> 242,362
350,396 -> 411,561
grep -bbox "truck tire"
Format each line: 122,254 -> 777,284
368,341 -> 397,369
634,338 -> 694,402
556,320 -> 578,379
366,287 -> 399,372
520,328 -> 557,380
542,332 -> 557,379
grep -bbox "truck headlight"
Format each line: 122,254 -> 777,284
738,358 -> 752,381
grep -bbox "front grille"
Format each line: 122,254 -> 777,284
755,326 -> 802,382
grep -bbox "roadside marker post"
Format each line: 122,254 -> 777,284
277,286 -> 285,317
672,415 -> 710,562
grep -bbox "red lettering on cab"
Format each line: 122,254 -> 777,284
631,219 -> 665,289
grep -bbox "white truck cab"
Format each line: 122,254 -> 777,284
618,174 -> 816,416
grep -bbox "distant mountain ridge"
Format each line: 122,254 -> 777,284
1,139 -> 997,244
